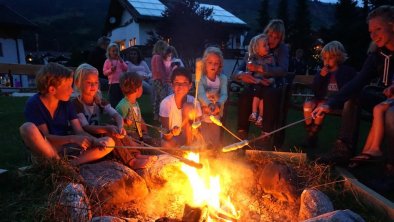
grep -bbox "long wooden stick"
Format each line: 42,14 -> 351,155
127,137 -> 203,169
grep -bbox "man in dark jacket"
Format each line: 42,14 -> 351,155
87,36 -> 110,90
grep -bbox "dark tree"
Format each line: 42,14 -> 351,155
152,0 -> 233,66
257,0 -> 270,31
277,0 -> 289,32
333,0 -> 368,68
290,0 -> 311,51
368,0 -> 394,8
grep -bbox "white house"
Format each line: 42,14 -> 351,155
0,5 -> 37,88
0,5 -> 36,65
103,0 -> 249,50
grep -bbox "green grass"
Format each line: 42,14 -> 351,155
0,94 -> 372,169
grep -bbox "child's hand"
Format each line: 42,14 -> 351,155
383,84 -> 394,98
73,135 -> 92,150
111,66 -> 116,72
212,103 -> 220,116
320,66 -> 329,77
261,78 -> 271,86
171,126 -> 181,136
124,118 -> 133,126
92,138 -> 108,150
202,106 -> 211,115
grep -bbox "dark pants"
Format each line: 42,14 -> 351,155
108,83 -> 123,108
337,97 -> 360,149
237,86 -> 283,146
385,106 -> 394,165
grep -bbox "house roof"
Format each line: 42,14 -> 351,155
125,0 -> 247,25
0,4 -> 37,30
199,4 -> 246,26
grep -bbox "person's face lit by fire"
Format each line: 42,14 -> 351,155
51,77 -> 74,102
205,53 -> 221,78
369,16 -> 394,50
267,31 -> 282,49
81,72 -> 99,99
172,75 -> 191,97
256,38 -> 270,57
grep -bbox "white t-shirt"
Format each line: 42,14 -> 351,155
159,94 -> 202,129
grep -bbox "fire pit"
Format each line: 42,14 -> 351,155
97,149 -> 327,222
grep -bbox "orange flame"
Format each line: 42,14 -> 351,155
181,152 -> 240,221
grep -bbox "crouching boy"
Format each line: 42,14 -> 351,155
160,67 -> 202,147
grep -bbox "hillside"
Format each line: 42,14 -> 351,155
1,0 -> 335,52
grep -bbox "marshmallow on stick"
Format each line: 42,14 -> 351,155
192,58 -> 203,126
195,58 -> 203,82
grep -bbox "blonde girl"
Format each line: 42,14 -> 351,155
73,63 -> 126,138
103,43 -> 128,108
197,46 -> 228,147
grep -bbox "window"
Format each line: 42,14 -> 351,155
129,37 -> 136,47
118,41 -> 126,50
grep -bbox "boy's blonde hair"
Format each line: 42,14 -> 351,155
367,5 -> 394,23
320,41 -> 348,64
202,46 -> 224,75
35,62 -> 73,95
248,34 -> 268,57
263,19 -> 285,42
119,72 -> 142,95
106,43 -> 120,59
74,63 -> 100,97
152,40 -> 168,55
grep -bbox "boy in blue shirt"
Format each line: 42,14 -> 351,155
19,63 -> 114,166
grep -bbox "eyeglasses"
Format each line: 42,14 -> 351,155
172,82 -> 190,87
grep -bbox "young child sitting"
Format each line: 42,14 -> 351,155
72,63 -> 126,138
19,63 -> 114,166
303,41 -> 356,148
103,43 -> 128,108
247,34 -> 275,127
160,67 -> 202,148
197,47 -> 228,147
115,71 -> 158,169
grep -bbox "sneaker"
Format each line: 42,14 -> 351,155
316,139 -> 353,165
249,113 -> 257,122
255,116 -> 263,127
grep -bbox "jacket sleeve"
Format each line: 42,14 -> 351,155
103,59 -> 112,76
120,60 -> 128,71
327,54 -> 378,109
263,43 -> 289,77
197,76 -> 211,107
217,74 -> 228,106
142,61 -> 152,78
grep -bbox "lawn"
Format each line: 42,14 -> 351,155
0,94 -> 371,169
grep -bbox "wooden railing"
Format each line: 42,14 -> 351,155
0,63 -> 75,94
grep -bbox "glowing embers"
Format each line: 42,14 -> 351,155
181,152 -> 240,221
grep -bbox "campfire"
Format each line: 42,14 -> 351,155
180,152 -> 240,221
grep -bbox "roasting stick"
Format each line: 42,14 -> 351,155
192,59 -> 203,129
222,117 -> 312,152
127,136 -> 203,169
209,115 -> 253,149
